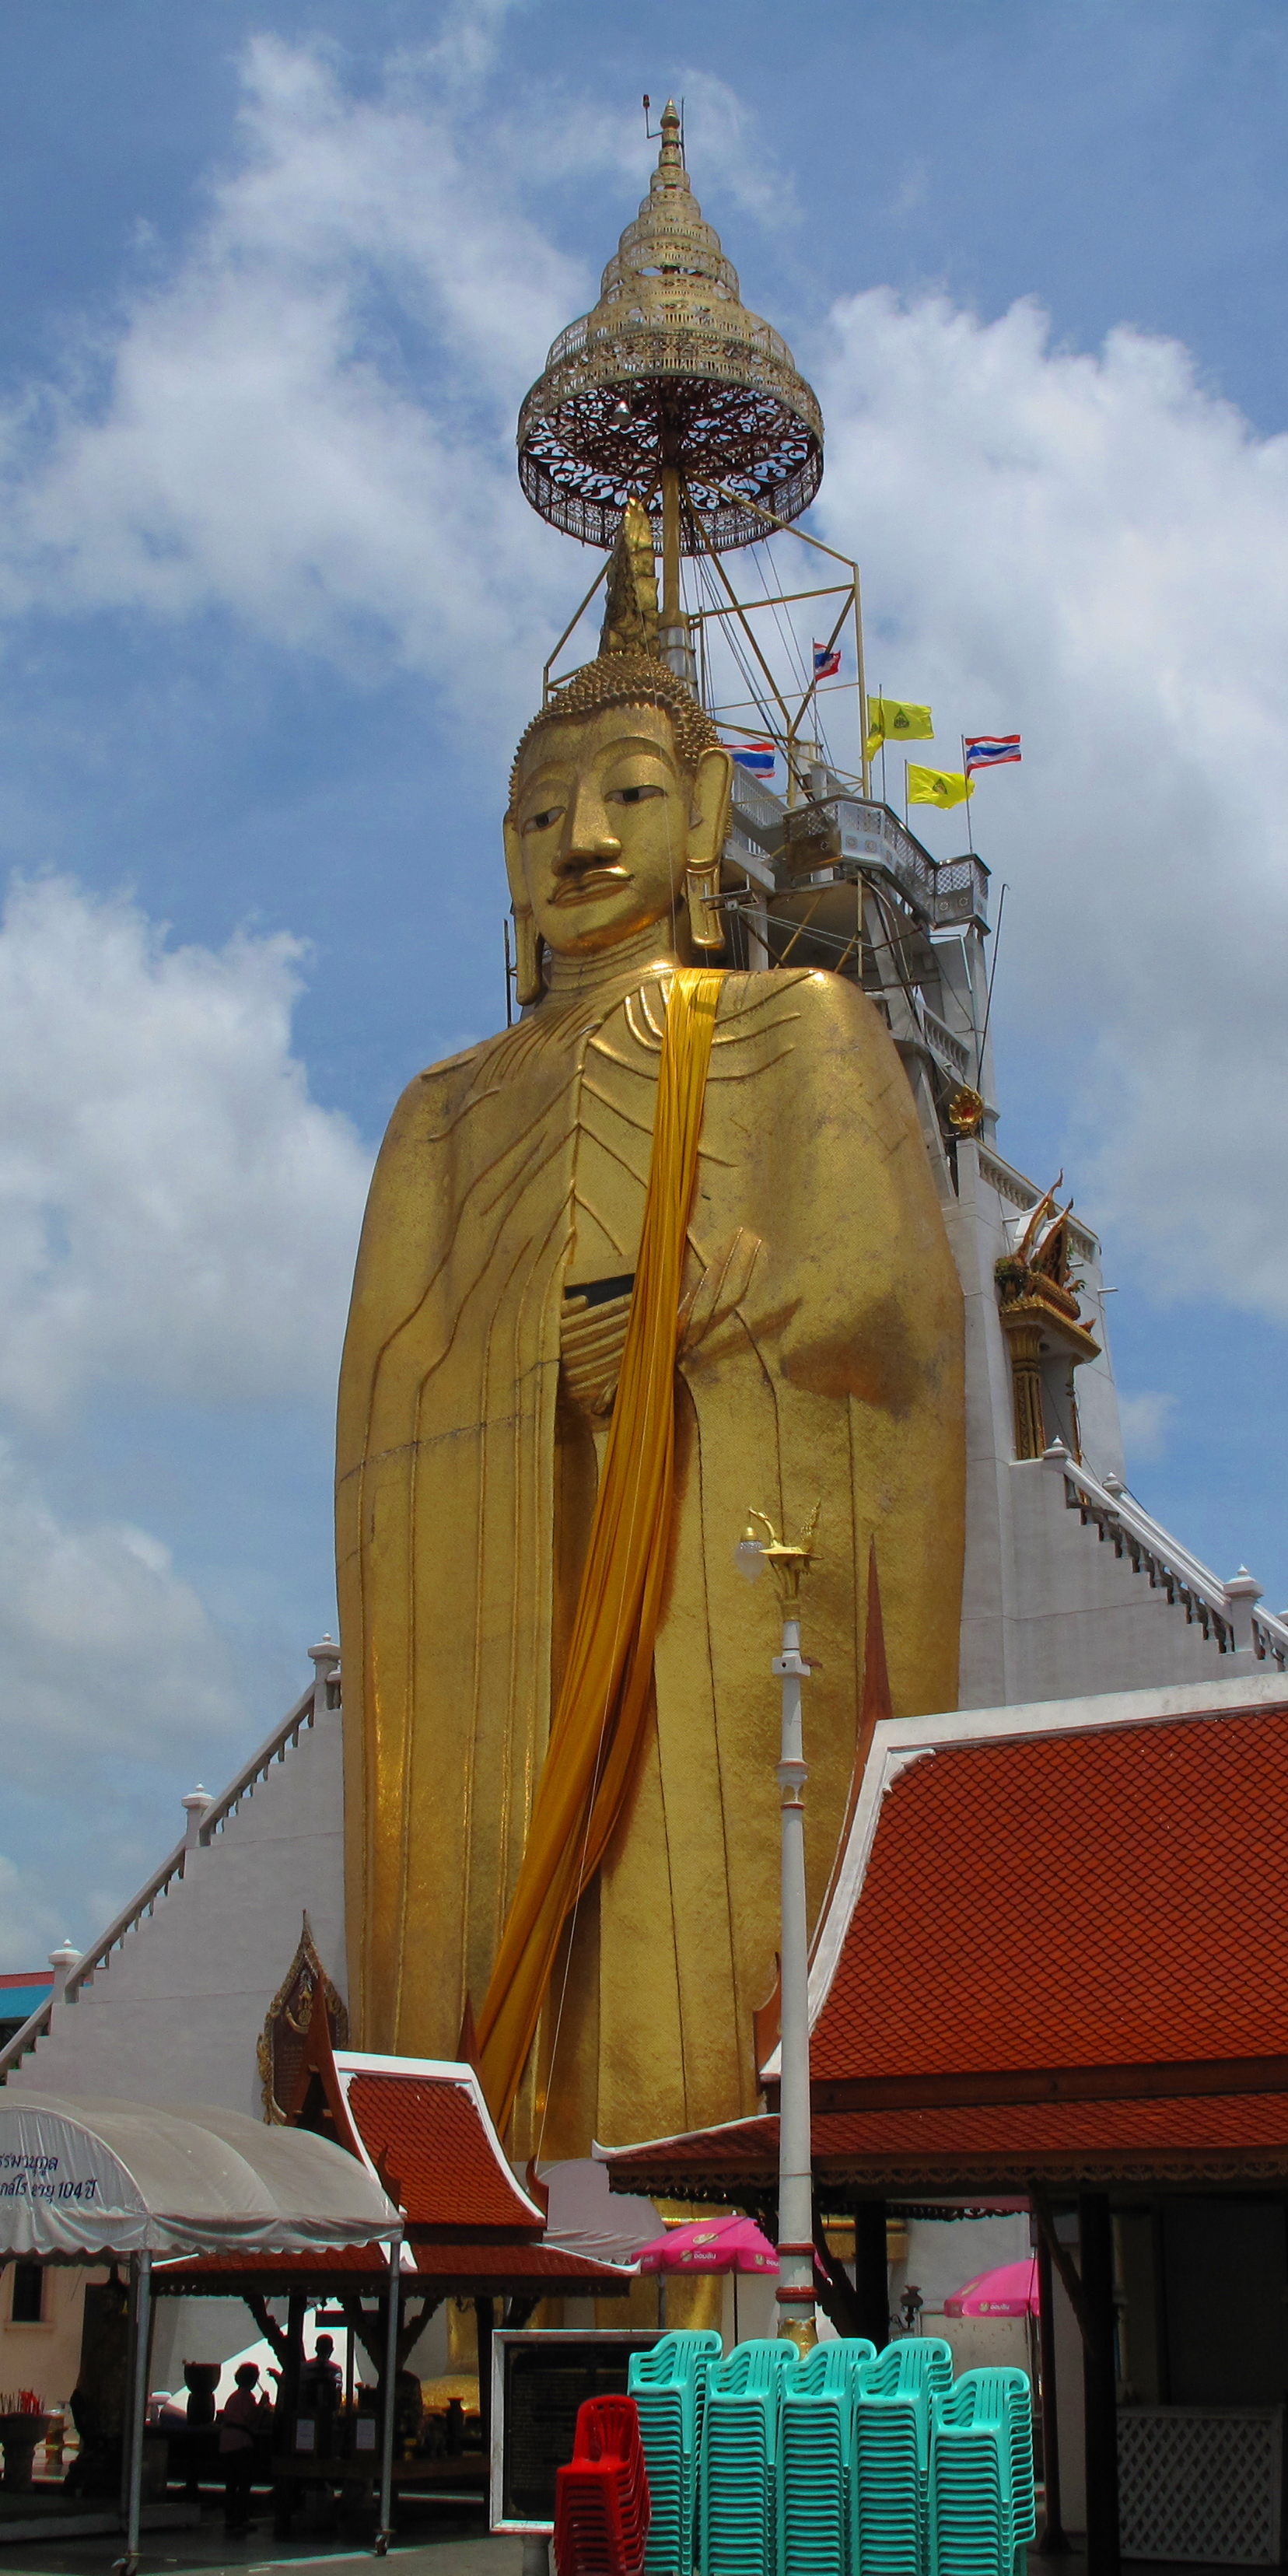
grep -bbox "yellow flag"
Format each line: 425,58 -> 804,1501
907,764 -> 974,808
866,695 -> 933,759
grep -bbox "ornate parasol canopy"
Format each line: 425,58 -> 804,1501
517,102 -> 823,554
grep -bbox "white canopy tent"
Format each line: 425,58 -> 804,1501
0,2092 -> 403,2568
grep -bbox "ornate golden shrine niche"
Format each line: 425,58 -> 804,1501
996,1188 -> 1101,1461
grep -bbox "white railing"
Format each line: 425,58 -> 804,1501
1044,1444 -> 1288,1670
0,1642 -> 341,2081
920,1007 -> 972,1079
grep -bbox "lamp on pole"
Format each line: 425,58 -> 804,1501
737,1505 -> 819,2355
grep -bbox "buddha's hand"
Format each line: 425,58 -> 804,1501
561,1227 -> 762,1417
560,1288 -> 633,1417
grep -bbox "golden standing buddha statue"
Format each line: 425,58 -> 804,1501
338,111 -> 964,2158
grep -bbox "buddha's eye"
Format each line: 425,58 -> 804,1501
606,782 -> 664,805
523,803 -> 563,834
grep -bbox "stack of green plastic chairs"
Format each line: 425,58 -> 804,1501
627,2330 -> 722,2576
777,2338 -> 876,2576
854,2337 -> 954,2576
928,2370 -> 1035,2576
699,2340 -> 799,2576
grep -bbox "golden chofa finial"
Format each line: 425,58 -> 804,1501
658,98 -> 684,166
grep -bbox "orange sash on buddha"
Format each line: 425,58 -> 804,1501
475,968 -> 723,2132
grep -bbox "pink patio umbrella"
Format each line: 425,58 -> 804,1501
635,2214 -> 778,2274
944,2256 -> 1039,2317
635,2213 -> 778,2339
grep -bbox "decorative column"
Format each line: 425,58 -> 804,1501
47,1940 -> 79,2004
1223,1567 -> 1263,1658
181,1788 -> 211,1851
1006,1321 -> 1047,1461
737,1507 -> 820,2354
309,1635 -> 341,1712
852,2202 -> 890,2350
1079,2191 -> 1120,2576
1034,2228 -> 1069,2553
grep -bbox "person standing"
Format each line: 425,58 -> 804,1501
219,2363 -> 270,2534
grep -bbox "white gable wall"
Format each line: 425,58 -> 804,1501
3,1686 -> 346,2119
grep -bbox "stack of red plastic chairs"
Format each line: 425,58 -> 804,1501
555,2394 -> 652,2576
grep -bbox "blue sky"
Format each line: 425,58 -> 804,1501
0,0 -> 1285,1963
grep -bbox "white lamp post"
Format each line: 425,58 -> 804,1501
737,1506 -> 819,2355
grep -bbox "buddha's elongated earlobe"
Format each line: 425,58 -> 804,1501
686,858 -> 725,953
513,905 -> 544,1003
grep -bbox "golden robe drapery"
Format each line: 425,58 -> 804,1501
337,964 -> 965,2158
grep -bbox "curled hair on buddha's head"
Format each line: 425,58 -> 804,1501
508,648 -> 722,805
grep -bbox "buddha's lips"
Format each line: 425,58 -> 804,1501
550,866 -> 630,902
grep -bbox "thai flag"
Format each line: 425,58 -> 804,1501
813,640 -> 842,679
964,733 -> 1021,773
731,740 -> 776,775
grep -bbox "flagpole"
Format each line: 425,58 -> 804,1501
903,758 -> 909,828
880,687 -> 887,807
853,571 -> 870,799
961,735 -> 976,855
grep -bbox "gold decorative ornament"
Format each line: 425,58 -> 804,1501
257,1913 -> 348,2124
600,494 -> 661,656
516,104 -> 823,557
738,1503 -> 820,1612
995,1184 -> 1101,1461
947,1083 -> 985,1136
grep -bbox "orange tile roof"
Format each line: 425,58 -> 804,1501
341,2070 -> 540,2234
158,2239 -> 631,2294
811,1703 -> 1288,2083
604,2091 -> 1288,2196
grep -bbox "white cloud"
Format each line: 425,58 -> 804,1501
0,1435 -> 253,1965
675,73 -> 801,230
0,36 -> 583,736
1118,1389 -> 1178,1464
814,290 -> 1288,1321
0,1440 -> 240,1789
0,874 -> 370,1416
0,41 -> 1282,1332
412,0 -> 528,93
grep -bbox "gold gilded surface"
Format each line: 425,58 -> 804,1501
337,684 -> 965,2161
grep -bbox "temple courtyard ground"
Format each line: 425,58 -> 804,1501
0,2532 -> 1255,2576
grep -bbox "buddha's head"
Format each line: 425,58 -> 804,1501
503,504 -> 733,1002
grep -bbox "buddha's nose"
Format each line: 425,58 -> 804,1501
557,783 -> 621,871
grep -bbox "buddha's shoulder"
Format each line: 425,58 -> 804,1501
375,1024 -> 527,1150
712,967 -> 880,1051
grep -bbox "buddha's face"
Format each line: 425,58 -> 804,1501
505,703 -> 728,961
